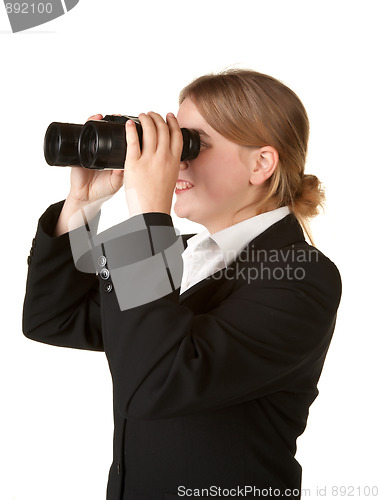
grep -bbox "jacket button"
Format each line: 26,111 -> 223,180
98,255 -> 107,267
104,282 -> 113,293
27,255 -> 32,266
117,462 -> 121,475
30,247 -> 34,256
100,268 -> 110,280
32,238 -> 36,248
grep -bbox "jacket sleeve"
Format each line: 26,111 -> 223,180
101,213 -> 342,420
22,200 -> 104,351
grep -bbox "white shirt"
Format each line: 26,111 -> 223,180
180,206 -> 291,294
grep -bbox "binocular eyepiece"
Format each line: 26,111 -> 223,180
44,115 -> 201,170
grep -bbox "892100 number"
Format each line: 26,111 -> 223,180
5,3 -> 53,14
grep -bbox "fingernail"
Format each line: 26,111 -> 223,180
167,113 -> 175,118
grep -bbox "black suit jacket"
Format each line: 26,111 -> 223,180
23,201 -> 342,500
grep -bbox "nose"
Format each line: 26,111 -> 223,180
179,160 -> 189,170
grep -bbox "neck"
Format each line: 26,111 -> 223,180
204,204 -> 276,234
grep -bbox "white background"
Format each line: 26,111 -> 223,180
1,1 -> 379,499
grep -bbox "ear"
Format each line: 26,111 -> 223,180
249,146 -> 279,186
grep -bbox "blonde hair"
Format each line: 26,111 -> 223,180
179,69 -> 325,245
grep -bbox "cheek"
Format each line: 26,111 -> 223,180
198,151 -> 248,201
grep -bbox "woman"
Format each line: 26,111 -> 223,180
23,69 -> 342,500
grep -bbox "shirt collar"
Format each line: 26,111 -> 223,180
209,206 -> 291,267
184,228 -> 211,249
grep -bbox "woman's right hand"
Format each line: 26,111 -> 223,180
67,114 -> 125,204
54,114 -> 124,237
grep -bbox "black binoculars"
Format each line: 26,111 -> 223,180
44,115 -> 201,170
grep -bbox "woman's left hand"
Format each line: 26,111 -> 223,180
124,111 -> 183,216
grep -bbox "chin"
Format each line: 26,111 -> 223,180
173,202 -> 190,219
174,200 -> 203,226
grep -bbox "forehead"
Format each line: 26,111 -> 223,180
176,98 -> 211,134
176,98 -> 242,148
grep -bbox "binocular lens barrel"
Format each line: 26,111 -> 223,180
44,116 -> 200,169
79,120 -> 132,169
44,122 -> 83,166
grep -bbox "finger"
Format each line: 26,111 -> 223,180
147,112 -> 170,153
110,169 -> 124,191
138,113 -> 157,154
166,113 -> 183,158
125,120 -> 141,162
86,113 -> 103,122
